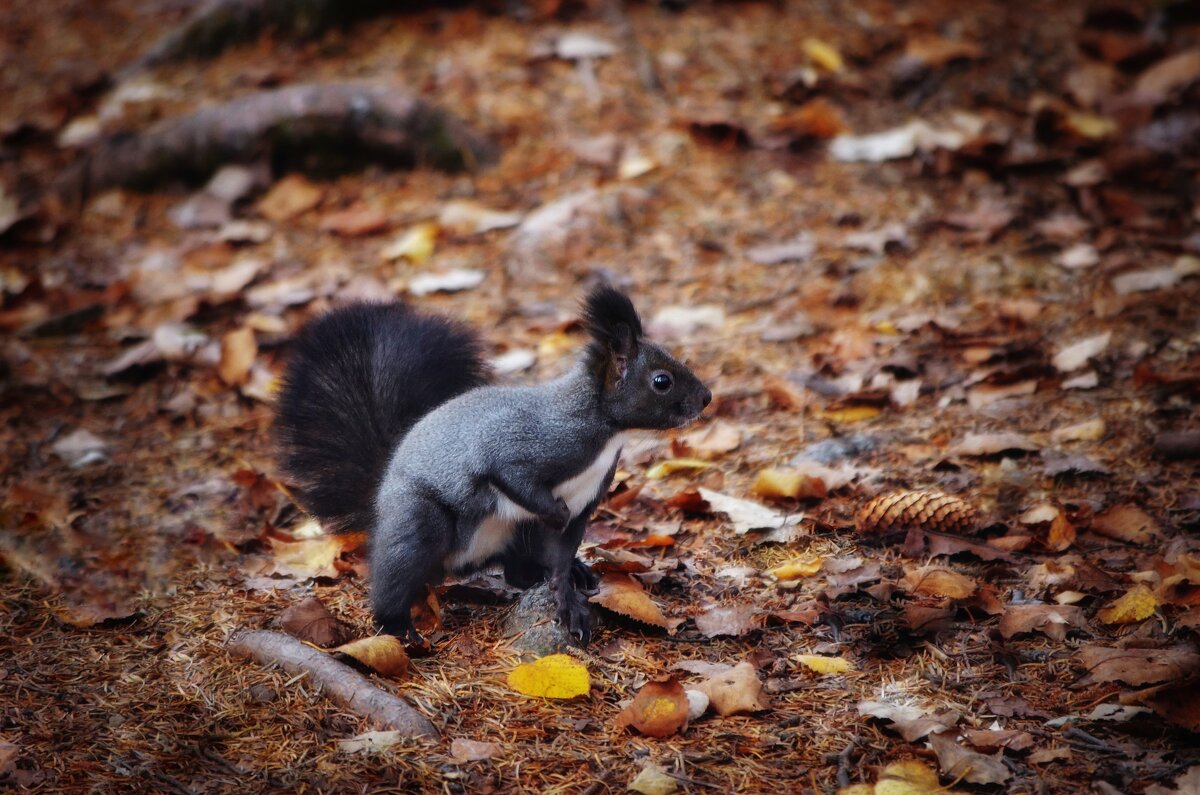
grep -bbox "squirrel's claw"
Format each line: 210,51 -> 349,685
553,585 -> 593,645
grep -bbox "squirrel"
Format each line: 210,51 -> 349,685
274,286 -> 711,644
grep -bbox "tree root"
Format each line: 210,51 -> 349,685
59,82 -> 498,200
227,628 -> 438,738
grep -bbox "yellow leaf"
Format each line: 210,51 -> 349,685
332,635 -> 410,677
537,330 -> 576,359
752,468 -> 827,500
645,458 -> 711,480
219,327 -> 257,386
768,557 -> 825,581
821,405 -> 882,423
1067,111 -> 1117,139
835,787 -> 874,795
794,654 -> 855,675
875,760 -> 942,795
1098,584 -> 1159,625
803,37 -> 844,72
381,222 -> 438,263
507,654 -> 590,699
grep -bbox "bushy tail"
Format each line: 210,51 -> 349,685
275,302 -> 491,534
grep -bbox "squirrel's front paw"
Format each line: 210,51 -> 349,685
543,497 -> 571,529
553,586 -> 593,644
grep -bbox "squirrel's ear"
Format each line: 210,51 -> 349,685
582,285 -> 642,387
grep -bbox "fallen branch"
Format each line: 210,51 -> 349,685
120,0 -> 394,78
59,82 -> 498,200
227,628 -> 437,738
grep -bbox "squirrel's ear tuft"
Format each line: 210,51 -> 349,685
582,284 -> 642,386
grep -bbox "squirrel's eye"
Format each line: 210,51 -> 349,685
652,372 -> 673,393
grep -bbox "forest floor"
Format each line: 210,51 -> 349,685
2,0 -> 1199,793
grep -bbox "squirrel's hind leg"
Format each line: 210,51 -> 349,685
370,493 -> 453,643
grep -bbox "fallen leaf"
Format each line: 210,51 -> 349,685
768,557 -> 825,581
1028,746 -> 1072,765
219,327 -> 257,387
829,118 -> 973,162
794,654 -> 854,675
746,235 -> 816,265
962,729 -> 1034,753
802,37 -> 843,71
507,654 -> 590,699
629,764 -> 678,795
872,759 -> 953,795
645,457 -> 711,480
679,422 -> 742,458
615,678 -> 690,737
1091,504 -> 1161,544
1076,645 -> 1200,687
1051,418 -> 1106,443
257,174 -> 322,221
589,575 -> 677,631
319,205 -> 388,237
438,200 -> 522,234
1133,48 -> 1200,102
648,305 -> 726,339
751,468 -> 828,501
695,661 -> 770,716
54,598 -> 140,628
952,431 -> 1038,456
857,700 -> 957,742
332,635 -> 410,677
449,738 -> 502,763
821,405 -> 882,423
408,269 -> 485,296
929,730 -> 1011,786
694,604 -> 759,638
1053,332 -> 1111,372
900,566 -> 978,599
1127,679 -> 1200,734
381,222 -> 438,263
264,534 -> 351,579
1097,584 -> 1159,624
998,603 -> 1089,641
279,596 -> 352,648
51,428 -> 109,468
336,730 -> 404,754
1112,267 -> 1180,295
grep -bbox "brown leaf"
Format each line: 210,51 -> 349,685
856,700 -> 958,742
332,635 -> 411,677
952,432 -> 1039,457
449,738 -> 502,763
929,730 -> 1011,786
905,528 -> 1017,562
998,603 -> 1089,641
218,327 -> 257,387
589,575 -> 678,631
257,174 -> 322,221
280,596 -> 352,648
318,204 -> 389,237
900,566 -> 978,599
54,598 -> 140,628
694,661 -> 769,716
962,729 -> 1035,753
1076,645 -> 1200,687
1090,504 -> 1161,544
1124,678 -> 1200,734
1133,49 -> 1200,102
615,678 -> 690,737
679,421 -> 742,458
694,604 -> 759,638
905,604 -> 955,635
751,468 -> 827,501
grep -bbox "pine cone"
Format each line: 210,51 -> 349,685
855,490 -> 978,535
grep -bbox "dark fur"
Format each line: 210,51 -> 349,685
274,302 -> 491,533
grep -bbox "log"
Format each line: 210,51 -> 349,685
227,628 -> 437,738
60,82 -> 498,199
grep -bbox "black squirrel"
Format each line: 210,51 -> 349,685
275,286 -> 711,644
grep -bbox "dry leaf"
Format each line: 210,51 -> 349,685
507,654 -> 590,699
794,654 -> 854,675
1097,584 -> 1160,624
952,432 -> 1039,456
872,759 -> 953,795
680,422 -> 742,458
332,635 -> 411,677
695,488 -> 800,535
803,37 -> 843,71
998,603 -> 1089,641
857,701 -> 957,742
1091,504 -> 1160,544
319,205 -> 388,237
629,764 -> 678,795
438,200 -> 522,234
929,730 -> 1011,786
264,534 -> 351,579
694,604 -> 759,638
381,222 -> 438,263
219,327 -> 257,387
408,269 -> 484,296
449,738 -> 502,763
1052,332 -> 1111,372
751,468 -> 828,501
1076,645 -> 1200,687
589,575 -> 677,631
279,596 -> 352,648
257,174 -> 322,221
900,566 -> 977,599
695,661 -> 770,715
615,678 -> 690,737
768,557 -> 824,581
645,457 -> 711,480
336,730 -> 404,754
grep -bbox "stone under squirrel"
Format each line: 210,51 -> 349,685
274,285 -> 711,644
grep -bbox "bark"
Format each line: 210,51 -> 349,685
227,628 -> 438,738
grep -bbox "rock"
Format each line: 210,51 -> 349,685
503,583 -> 590,655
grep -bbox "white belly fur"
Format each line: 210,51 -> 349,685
445,434 -> 626,570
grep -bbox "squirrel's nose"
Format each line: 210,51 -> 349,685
702,388 -> 712,408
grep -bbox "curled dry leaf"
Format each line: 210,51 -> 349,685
1076,645 -> 1200,687
695,661 -> 770,716
856,700 -> 958,742
218,327 -> 257,387
615,678 -> 690,737
929,730 -> 1011,786
1052,332 -> 1111,373
381,222 -> 438,263
856,490 -> 978,535
449,738 -> 502,763
332,635 -> 411,678
279,596 -> 352,648
1090,504 -> 1161,544
589,575 -> 678,631
998,603 -> 1089,641
319,205 -> 388,237
694,487 -> 799,535
694,604 -> 759,638
952,431 -> 1039,456
264,533 -> 358,580
794,654 -> 854,675
900,566 -> 977,599
645,457 -> 710,480
507,654 -> 590,699
768,557 -> 824,581
1097,584 -> 1160,624
336,730 -> 404,754
679,421 -> 742,458
257,174 -> 322,221
751,468 -> 827,501
629,764 -> 678,795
